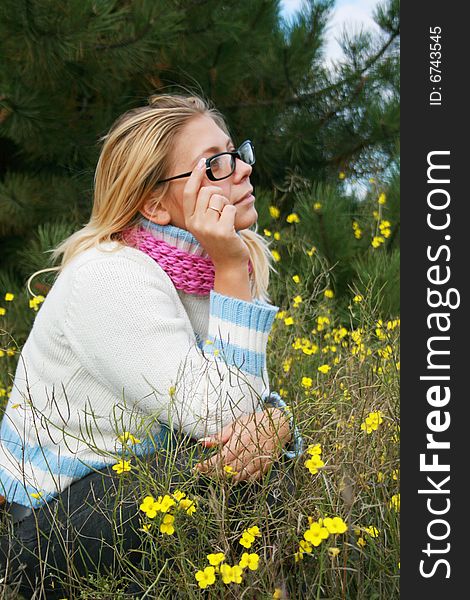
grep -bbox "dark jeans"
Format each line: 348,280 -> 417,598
0,434 -> 296,599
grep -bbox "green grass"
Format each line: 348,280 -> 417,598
0,234 -> 400,599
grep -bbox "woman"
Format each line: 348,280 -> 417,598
0,94 -> 302,598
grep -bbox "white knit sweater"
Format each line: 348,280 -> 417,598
0,223 -> 279,507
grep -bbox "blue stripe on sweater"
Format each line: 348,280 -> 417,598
209,291 -> 278,333
139,218 -> 201,249
202,338 -> 266,377
0,466 -> 59,507
0,417 -> 172,479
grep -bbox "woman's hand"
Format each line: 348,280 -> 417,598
182,158 -> 250,269
193,408 -> 292,483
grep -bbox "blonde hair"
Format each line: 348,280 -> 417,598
28,93 -> 276,301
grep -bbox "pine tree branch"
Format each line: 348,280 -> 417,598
318,76 -> 367,126
330,138 -> 370,167
208,43 -> 223,96
94,22 -> 153,51
219,31 -> 399,110
283,47 -> 295,95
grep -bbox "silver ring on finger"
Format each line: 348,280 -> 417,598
208,205 -> 222,216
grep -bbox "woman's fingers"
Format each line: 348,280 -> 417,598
227,451 -> 272,482
182,157 -> 207,220
196,443 -> 273,483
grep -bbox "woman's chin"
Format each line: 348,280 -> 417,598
235,207 -> 258,231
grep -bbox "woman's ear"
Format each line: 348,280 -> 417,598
140,194 -> 172,225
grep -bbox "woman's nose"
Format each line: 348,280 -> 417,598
233,157 -> 252,181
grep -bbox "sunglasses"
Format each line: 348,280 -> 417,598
155,140 -> 255,184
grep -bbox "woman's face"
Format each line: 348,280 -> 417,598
142,115 -> 257,231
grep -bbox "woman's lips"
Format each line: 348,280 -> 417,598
235,191 -> 255,205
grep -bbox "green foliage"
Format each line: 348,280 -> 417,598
1,278 -> 400,598
256,169 -> 400,322
1,0 -> 399,293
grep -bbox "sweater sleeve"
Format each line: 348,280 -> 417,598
63,255 -> 278,440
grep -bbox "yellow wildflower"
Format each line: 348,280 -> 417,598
284,316 -> 294,326
223,465 -> 238,477
0,308 -> 6,316
301,377 -> 313,389
306,245 -> 317,256
29,295 -> 45,311
5,293 -> 14,301
282,357 -> 292,373
313,202 -> 322,211
239,552 -> 260,571
352,221 -> 363,239
364,526 -> 379,538
378,192 -> 386,204
321,517 -> 348,534
179,498 -> 197,515
306,443 -> 321,456
317,315 -> 330,328
357,537 -> 366,548
269,206 -> 280,219
353,294 -> 363,303
304,454 -> 325,475
292,274 -> 300,284
339,171 -> 346,180
360,411 -> 384,434
160,513 -> 175,535
195,566 -> 216,589
239,531 -> 255,549
219,563 -> 243,584
371,236 -> 385,248
324,289 -> 334,299
263,228 -> 272,237
299,539 -> 313,555
207,552 -> 226,566
140,496 -> 159,519
231,565 -> 244,584
286,213 -> 300,223
159,494 -> 176,513
273,231 -> 281,240
172,490 -> 186,502
271,249 -> 281,262
318,364 -> 331,374
304,522 -> 329,546
328,547 -> 340,557
118,432 -> 141,445
390,493 -> 400,511
112,459 -> 132,475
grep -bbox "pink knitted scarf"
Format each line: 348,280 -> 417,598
121,225 -> 252,296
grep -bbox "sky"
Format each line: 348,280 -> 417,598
280,0 -> 382,67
